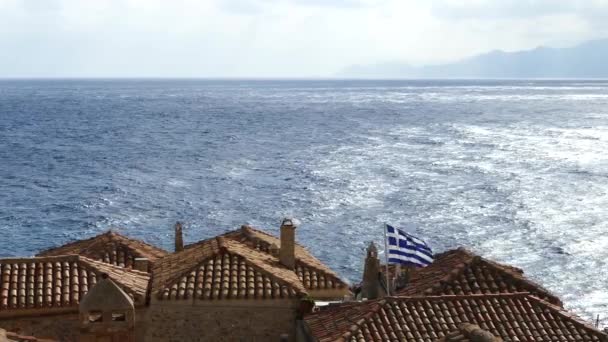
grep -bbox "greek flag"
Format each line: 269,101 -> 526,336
385,224 -> 433,267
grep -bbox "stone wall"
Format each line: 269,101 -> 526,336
309,288 -> 351,300
0,308 -> 148,342
0,312 -> 80,342
144,299 -> 299,342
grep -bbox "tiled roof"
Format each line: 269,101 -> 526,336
0,255 -> 150,311
396,248 -> 562,306
36,230 -> 168,269
305,293 -> 608,342
436,323 -> 503,342
185,225 -> 348,292
152,237 -> 307,300
305,300 -> 384,342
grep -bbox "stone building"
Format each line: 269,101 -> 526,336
145,219 -> 350,341
0,219 -> 350,341
0,255 -> 149,341
300,245 -> 608,341
4,224 -> 605,341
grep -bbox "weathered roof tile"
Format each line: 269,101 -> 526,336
186,225 -> 348,292
36,230 -> 168,269
305,293 -> 608,342
152,237 -> 307,300
395,248 -> 562,306
0,255 -> 149,311
436,323 -> 503,341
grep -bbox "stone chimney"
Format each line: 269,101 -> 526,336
361,242 -> 381,300
174,222 -> 184,252
133,258 -> 149,272
279,218 -> 297,269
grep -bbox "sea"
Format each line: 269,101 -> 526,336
1,79 -> 607,326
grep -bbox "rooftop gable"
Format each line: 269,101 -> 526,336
305,293 -> 608,342
185,225 -> 348,291
152,237 -> 307,301
396,248 -> 562,306
79,277 -> 134,312
0,255 -> 150,312
36,230 -> 168,268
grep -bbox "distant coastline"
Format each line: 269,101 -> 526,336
339,38 -> 608,79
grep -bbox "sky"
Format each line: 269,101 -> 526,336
1,0 -> 608,78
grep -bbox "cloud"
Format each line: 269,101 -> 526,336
426,0 -> 608,48
0,0 -> 607,77
429,0 -> 608,21
217,0 -> 384,14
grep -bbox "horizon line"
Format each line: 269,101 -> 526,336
2,77 -> 608,81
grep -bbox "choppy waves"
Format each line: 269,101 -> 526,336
0,79 -> 607,326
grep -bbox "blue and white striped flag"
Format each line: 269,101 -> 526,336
385,224 -> 433,267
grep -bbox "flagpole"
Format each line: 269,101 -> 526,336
383,223 -> 390,296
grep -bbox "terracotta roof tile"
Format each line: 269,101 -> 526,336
305,293 -> 608,342
152,237 -> 306,300
436,323 -> 503,341
185,225 -> 348,291
305,301 -> 382,342
0,255 -> 150,311
395,248 -> 562,306
36,230 -> 168,269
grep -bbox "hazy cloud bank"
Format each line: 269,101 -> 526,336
1,0 -> 607,77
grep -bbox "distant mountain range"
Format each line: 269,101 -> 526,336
339,39 -> 608,78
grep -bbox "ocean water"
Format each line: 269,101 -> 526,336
1,79 -> 607,325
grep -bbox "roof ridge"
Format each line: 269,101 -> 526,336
431,247 -> 476,260
216,235 -> 227,249
182,229 -> 241,250
409,248 -> 562,305
388,292 -> 531,301
221,239 -> 307,295
0,254 -> 82,263
240,224 -> 309,248
77,256 -> 150,300
526,295 -> 608,337
407,248 -> 477,296
239,225 -> 344,281
78,256 -> 150,277
87,229 -> 168,254
37,229 -> 168,258
424,260 -> 471,295
293,257 -> 343,280
152,237 -> 223,291
473,257 -> 562,305
37,234 -> 99,255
